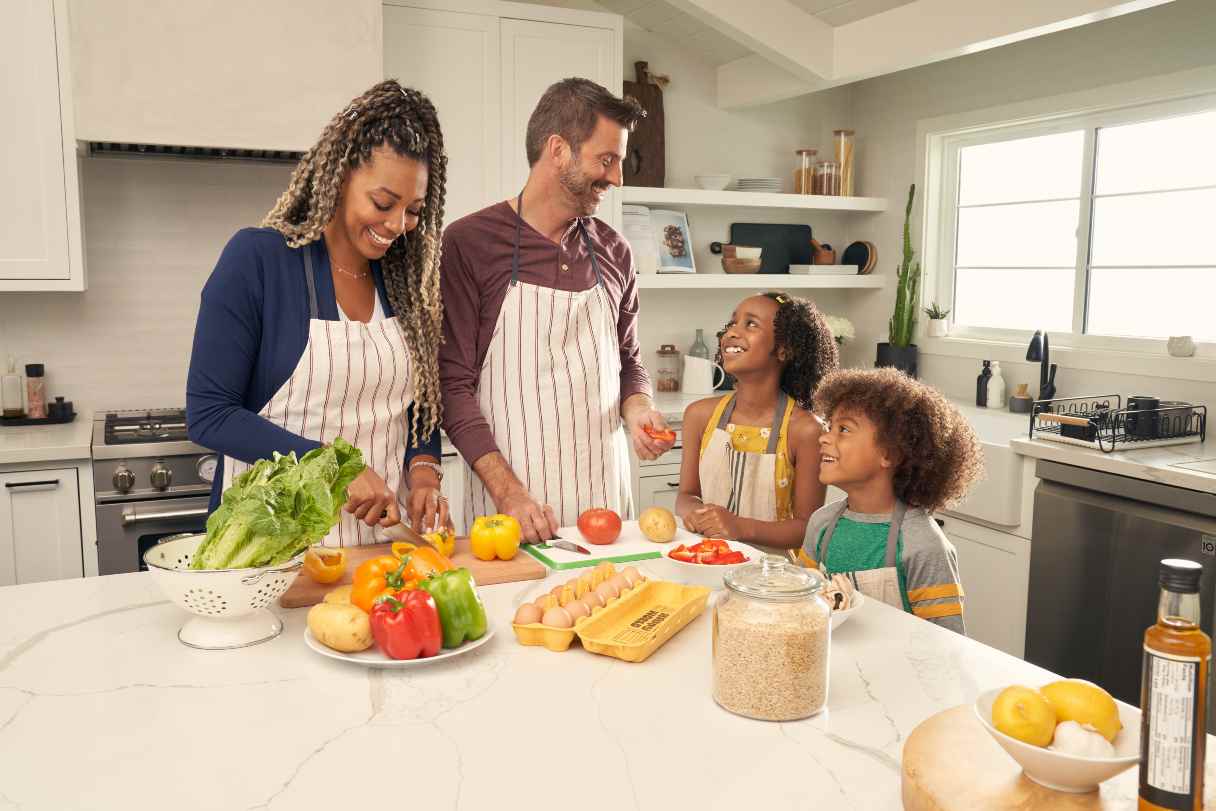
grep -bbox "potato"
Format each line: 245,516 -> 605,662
323,584 -> 352,605
307,602 -> 373,652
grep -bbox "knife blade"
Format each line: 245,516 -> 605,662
549,539 -> 591,555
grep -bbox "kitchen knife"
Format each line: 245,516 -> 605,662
549,539 -> 591,555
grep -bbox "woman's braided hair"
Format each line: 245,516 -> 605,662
263,79 -> 447,445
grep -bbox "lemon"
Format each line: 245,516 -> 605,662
992,685 -> 1057,747
1040,679 -> 1122,743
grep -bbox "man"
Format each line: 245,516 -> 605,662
439,77 -> 674,542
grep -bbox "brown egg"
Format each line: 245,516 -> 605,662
550,585 -> 566,599
514,603 -> 544,625
542,606 -> 574,628
596,581 -> 620,601
565,600 -> 591,621
582,590 -> 606,609
621,567 -> 644,587
608,574 -> 630,593
536,594 -> 558,611
558,585 -> 577,606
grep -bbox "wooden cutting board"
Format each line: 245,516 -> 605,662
902,705 -> 1216,810
623,61 -> 664,188
279,536 -> 547,609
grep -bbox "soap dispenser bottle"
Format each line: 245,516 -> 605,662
976,360 -> 992,407
1,356 -> 23,418
986,361 -> 1006,410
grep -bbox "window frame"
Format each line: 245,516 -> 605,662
923,85 -> 1216,373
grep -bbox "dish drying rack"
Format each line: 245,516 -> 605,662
1028,395 -> 1207,453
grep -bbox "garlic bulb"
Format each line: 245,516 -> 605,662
1049,720 -> 1116,757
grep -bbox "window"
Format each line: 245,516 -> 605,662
937,98 -> 1216,346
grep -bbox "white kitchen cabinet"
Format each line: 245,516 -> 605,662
383,6 -> 500,223
0,468 -> 84,586
440,452 -> 467,534
636,468 -> 681,515
0,0 -> 85,292
383,1 -> 622,228
939,514 -> 1030,659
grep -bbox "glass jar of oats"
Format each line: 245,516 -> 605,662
712,555 -> 829,721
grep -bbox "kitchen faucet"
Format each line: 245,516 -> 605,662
1025,330 -> 1057,402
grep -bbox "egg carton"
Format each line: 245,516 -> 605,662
511,563 -> 710,662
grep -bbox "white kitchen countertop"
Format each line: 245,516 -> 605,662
0,567 -> 1156,810
1011,435 -> 1216,495
0,412 -> 93,466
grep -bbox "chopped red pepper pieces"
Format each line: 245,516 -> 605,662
667,539 -> 750,565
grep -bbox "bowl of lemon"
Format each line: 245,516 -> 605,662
974,679 -> 1140,793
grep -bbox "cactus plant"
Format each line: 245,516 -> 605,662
888,184 -> 922,348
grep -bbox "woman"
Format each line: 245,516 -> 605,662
187,79 -> 450,546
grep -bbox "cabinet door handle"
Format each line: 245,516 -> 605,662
122,506 -> 209,526
935,518 -> 945,528
5,479 -> 60,490
666,481 -> 680,488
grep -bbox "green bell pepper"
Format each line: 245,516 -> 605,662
419,568 -> 488,648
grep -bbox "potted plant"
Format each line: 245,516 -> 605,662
876,184 -> 922,377
924,302 -> 950,337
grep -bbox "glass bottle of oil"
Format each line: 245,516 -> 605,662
1140,558 -> 1210,811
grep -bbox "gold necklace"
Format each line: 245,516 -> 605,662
333,263 -> 370,280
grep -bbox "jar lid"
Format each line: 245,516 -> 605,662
833,129 -> 855,135
25,364 -> 44,377
659,344 -> 678,353
724,554 -> 824,601
795,148 -> 818,155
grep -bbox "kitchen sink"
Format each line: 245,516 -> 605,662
944,402 -> 1028,527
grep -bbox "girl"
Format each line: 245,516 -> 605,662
187,80 -> 450,545
676,292 -> 838,555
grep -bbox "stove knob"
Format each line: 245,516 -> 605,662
150,464 -> 172,491
112,465 -> 135,493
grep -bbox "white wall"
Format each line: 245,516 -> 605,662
844,0 -> 1216,406
0,157 -> 291,413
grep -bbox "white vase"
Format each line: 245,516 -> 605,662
927,319 -> 949,338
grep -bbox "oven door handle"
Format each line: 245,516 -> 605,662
122,506 -> 210,526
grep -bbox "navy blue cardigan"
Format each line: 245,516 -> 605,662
186,228 -> 440,512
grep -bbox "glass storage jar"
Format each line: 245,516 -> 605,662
656,344 -> 681,392
712,555 -> 830,720
793,148 -> 817,194
814,160 -> 841,196
833,129 -> 855,196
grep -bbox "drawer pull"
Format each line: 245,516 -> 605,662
5,479 -> 60,490
666,481 -> 680,488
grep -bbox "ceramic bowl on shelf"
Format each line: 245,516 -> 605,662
973,687 -> 1140,793
695,174 -> 732,190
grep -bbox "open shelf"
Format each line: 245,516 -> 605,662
622,186 -> 887,212
637,272 -> 884,289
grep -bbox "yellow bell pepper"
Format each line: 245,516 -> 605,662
469,514 -> 521,561
422,528 -> 456,558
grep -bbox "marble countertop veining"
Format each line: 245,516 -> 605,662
0,566 -> 1106,811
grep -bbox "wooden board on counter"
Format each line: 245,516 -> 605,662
902,705 -> 1216,810
279,536 -> 547,609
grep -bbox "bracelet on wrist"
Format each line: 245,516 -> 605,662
408,459 -> 443,482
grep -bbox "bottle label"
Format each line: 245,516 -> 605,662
1141,647 -> 1206,804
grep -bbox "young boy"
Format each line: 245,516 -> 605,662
798,369 -> 984,634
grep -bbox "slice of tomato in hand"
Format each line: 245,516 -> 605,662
643,425 -> 677,443
577,508 -> 622,545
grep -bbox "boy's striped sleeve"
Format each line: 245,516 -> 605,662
900,511 -> 966,635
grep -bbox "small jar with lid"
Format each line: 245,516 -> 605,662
814,160 -> 841,196
25,364 -> 46,419
655,344 -> 681,392
793,148 -> 817,194
712,555 -> 830,720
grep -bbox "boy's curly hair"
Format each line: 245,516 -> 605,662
715,292 -> 839,410
814,368 -> 984,512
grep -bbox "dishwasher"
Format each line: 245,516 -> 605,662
1025,459 -> 1216,731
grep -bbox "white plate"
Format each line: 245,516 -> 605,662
304,626 -> 496,667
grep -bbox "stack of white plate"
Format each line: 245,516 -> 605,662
736,177 -> 783,193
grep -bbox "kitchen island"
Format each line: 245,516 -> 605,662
0,569 -> 1205,810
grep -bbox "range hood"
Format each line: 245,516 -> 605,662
66,0 -> 381,156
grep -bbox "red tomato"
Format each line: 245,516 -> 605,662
577,508 -> 622,545
643,425 -> 677,443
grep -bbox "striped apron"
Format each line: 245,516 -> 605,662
815,501 -> 907,610
462,194 -> 633,527
221,245 -> 415,547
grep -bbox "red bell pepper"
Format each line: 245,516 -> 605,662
668,539 -> 750,565
370,590 -> 442,660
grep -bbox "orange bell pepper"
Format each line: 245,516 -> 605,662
352,554 -> 412,613
395,544 -> 455,582
303,547 -> 347,584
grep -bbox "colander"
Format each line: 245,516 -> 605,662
144,533 -> 304,650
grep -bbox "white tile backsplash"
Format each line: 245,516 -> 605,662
0,157 -> 292,412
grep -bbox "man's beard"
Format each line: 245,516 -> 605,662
558,160 -> 609,216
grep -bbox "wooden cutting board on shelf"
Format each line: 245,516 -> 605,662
902,705 -> 1216,810
279,536 -> 547,609
622,61 -> 664,188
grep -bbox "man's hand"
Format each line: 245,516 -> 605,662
344,468 -> 400,527
622,394 -> 675,461
684,504 -> 742,540
497,487 -> 559,544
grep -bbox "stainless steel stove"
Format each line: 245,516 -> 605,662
92,408 -> 217,574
